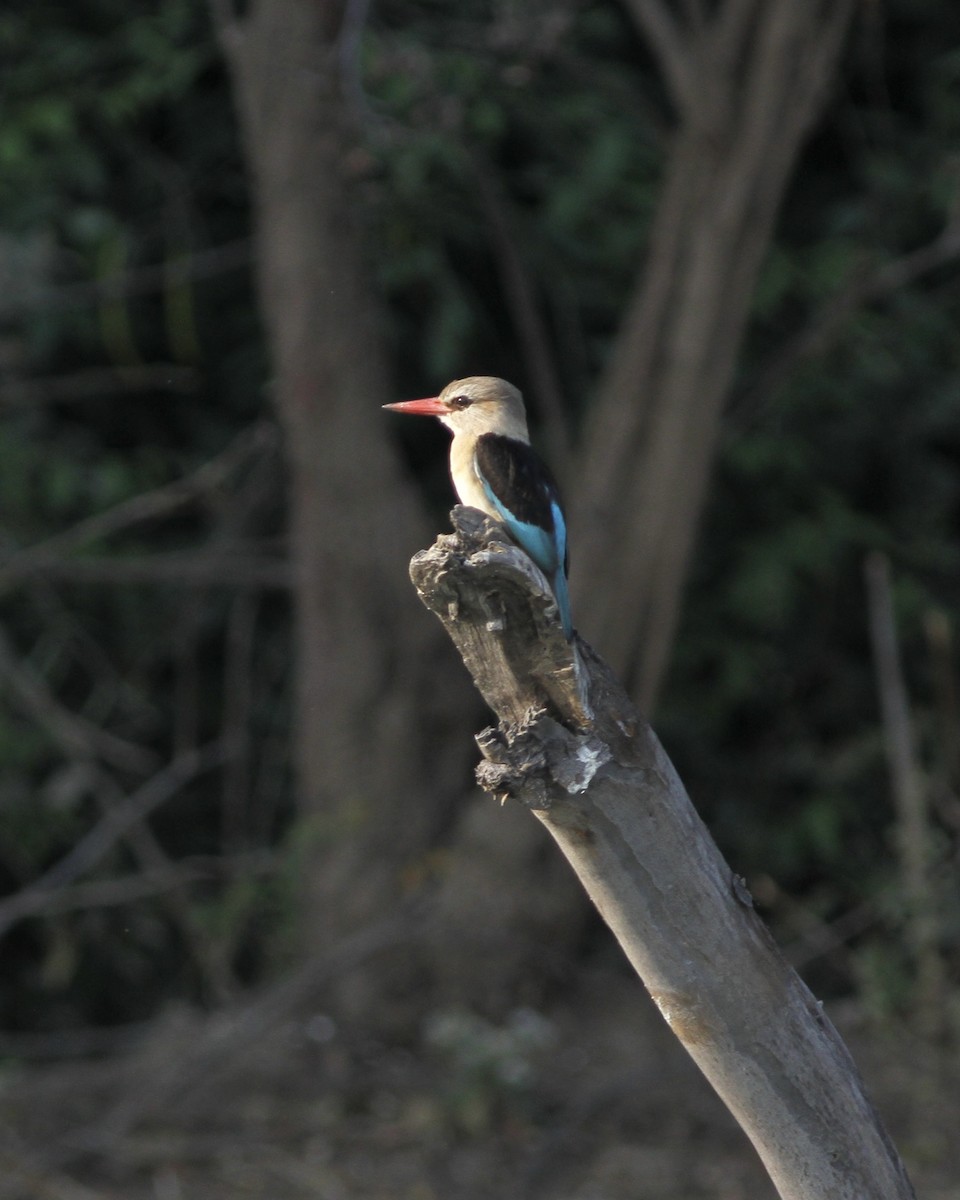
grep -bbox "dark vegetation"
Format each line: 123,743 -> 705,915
0,1 -> 958,1195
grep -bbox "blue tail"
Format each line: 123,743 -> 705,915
552,566 -> 573,639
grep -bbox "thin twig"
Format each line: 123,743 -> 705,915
91,767 -> 240,1004
733,222 -> 960,432
0,624 -> 157,772
0,744 -> 226,942
221,593 -> 259,851
864,552 -> 944,1039
924,609 -> 960,792
0,365 -> 199,407
1,854 -> 272,918
11,580 -> 162,731
0,422 -> 276,576
0,548 -> 290,591
18,240 -> 250,314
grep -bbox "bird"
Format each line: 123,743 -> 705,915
384,376 -> 573,639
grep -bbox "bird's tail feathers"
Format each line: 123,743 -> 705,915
552,568 -> 573,639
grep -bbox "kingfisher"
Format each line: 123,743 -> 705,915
384,376 -> 573,639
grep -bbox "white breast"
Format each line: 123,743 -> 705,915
449,434 -> 497,517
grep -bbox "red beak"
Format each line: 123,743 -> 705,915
382,396 -> 447,416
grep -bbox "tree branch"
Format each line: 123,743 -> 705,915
621,0 -> 697,115
409,508 -> 916,1200
572,0 -> 855,710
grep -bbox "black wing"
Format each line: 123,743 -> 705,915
474,433 -> 569,574
474,435 -> 561,527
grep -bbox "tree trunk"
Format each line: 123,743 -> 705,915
214,0 -> 471,951
573,0 -> 855,710
410,507 -> 917,1200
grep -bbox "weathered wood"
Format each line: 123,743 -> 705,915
409,507 -> 916,1200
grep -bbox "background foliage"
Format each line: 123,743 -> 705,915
0,0 -> 958,1046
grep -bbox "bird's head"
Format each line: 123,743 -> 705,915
384,376 -> 529,440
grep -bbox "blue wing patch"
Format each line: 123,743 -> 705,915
474,436 -> 573,637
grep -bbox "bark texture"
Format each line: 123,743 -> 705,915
410,507 -> 916,1200
573,0 -> 856,709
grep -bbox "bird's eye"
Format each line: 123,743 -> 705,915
449,394 -> 472,409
